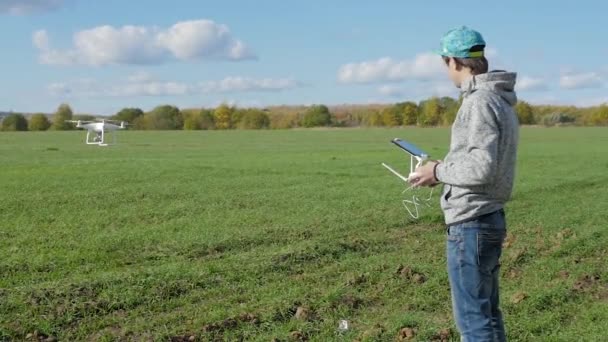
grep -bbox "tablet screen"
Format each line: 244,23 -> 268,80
391,138 -> 428,158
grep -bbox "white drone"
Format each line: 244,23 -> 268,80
67,119 -> 128,146
382,138 -> 434,219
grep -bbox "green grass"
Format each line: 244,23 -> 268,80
1,128 -> 607,341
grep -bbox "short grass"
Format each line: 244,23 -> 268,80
1,128 -> 607,341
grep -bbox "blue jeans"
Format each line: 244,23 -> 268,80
447,209 -> 507,342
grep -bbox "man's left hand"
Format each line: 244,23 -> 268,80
410,161 -> 440,187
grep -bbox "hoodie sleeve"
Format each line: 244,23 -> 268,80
435,101 -> 499,187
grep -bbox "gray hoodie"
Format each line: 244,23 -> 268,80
435,71 -> 519,226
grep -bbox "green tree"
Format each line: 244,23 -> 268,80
440,97 -> 459,125
238,109 -> 270,129
112,108 -> 144,123
143,105 -> 182,130
1,113 -> 28,131
302,104 -> 331,127
381,105 -> 402,127
182,109 -> 201,130
231,107 -> 246,128
541,113 -> 576,127
401,102 -> 419,125
132,116 -> 146,130
515,101 -> 535,125
182,108 -> 216,130
29,114 -> 51,131
199,109 -> 215,130
418,97 -> 443,126
269,112 -> 299,129
183,114 -> 198,130
367,109 -> 383,126
590,104 -> 608,126
214,104 -> 234,129
52,103 -> 74,130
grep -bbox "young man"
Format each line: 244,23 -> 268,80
411,26 -> 519,341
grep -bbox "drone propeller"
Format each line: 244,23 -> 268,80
66,120 -> 90,123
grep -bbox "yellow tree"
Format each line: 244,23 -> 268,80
214,104 -> 233,129
381,106 -> 401,127
515,101 -> 535,125
591,104 -> 608,126
419,97 -> 442,126
401,102 -> 418,125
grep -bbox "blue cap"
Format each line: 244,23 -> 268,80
436,26 -> 486,58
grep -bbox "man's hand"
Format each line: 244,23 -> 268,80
410,160 -> 441,187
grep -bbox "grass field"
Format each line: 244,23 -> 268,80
1,128 -> 607,341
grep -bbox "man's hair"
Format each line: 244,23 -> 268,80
442,45 -> 488,75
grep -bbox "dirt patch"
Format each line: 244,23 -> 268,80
201,312 -> 261,335
556,229 -> 575,240
396,327 -> 416,341
505,267 -> 522,279
572,274 -> 600,292
25,331 -> 57,342
294,306 -> 316,321
169,335 -> 196,342
330,294 -> 365,310
271,301 -> 301,322
596,286 -> 608,302
507,247 -> 528,266
269,240 -> 372,275
503,232 -> 516,248
202,318 -> 238,333
187,243 -> 228,259
396,265 -> 427,284
346,273 -> 368,287
510,291 -> 528,304
89,326 -> 124,341
430,328 -> 452,342
354,323 -> 386,341
288,330 -> 308,341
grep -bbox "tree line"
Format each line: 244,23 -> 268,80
2,98 -> 608,132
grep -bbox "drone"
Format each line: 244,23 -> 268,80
67,119 -> 128,146
382,138 -> 434,219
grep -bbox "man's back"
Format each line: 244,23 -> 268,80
436,71 -> 519,225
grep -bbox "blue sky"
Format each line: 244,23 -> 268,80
1,0 -> 607,115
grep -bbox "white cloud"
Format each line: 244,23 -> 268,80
559,72 -> 604,89
517,76 -> 548,91
32,30 -> 50,50
338,53 -> 445,84
47,82 -> 71,95
0,0 -> 64,14
377,81 -> 458,101
574,97 -> 608,107
338,48 -> 509,85
210,99 -> 265,108
428,83 -> 458,98
200,77 -> 300,93
34,19 -> 256,66
378,85 -> 405,98
157,20 -> 254,60
47,74 -> 300,97
126,71 -> 156,83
